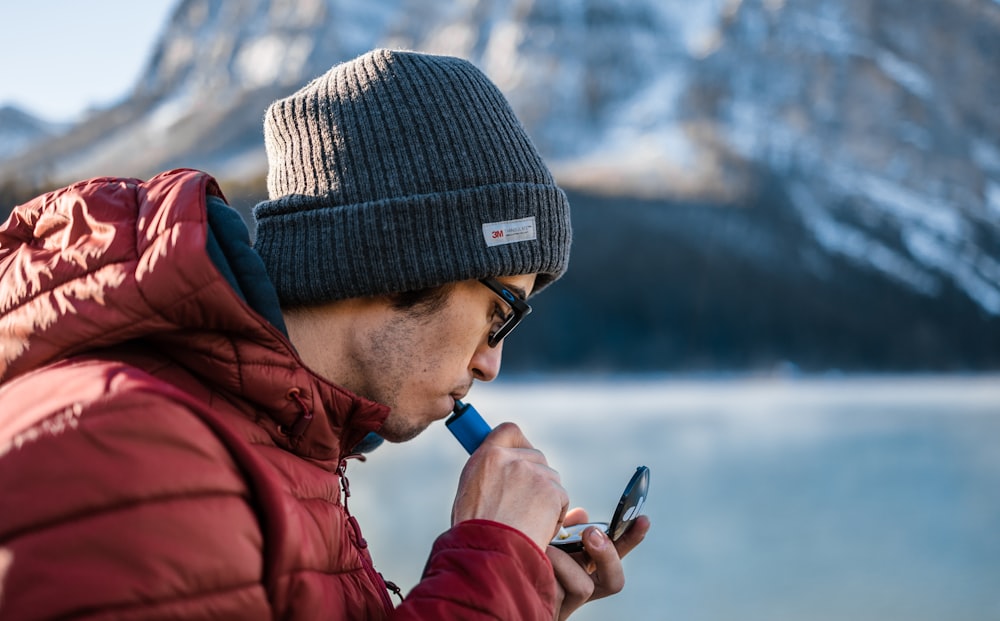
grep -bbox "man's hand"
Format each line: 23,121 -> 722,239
451,423 -> 569,550
547,507 -> 651,620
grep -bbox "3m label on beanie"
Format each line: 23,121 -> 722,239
482,217 -> 537,247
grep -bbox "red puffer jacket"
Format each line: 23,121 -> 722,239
0,170 -> 556,620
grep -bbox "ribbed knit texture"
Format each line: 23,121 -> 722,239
252,48 -> 571,305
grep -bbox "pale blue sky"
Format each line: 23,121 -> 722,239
0,0 -> 178,122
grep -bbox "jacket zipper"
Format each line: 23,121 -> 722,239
339,458 -> 397,614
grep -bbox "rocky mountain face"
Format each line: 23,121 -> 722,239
2,0 -> 998,371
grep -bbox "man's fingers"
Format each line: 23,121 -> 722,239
547,546 -> 594,617
562,507 -> 590,527
582,527 -> 625,599
547,514 -> 651,618
612,515 -> 651,559
455,422 -> 568,549
480,421 -> 536,450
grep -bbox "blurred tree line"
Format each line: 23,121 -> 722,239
507,187 -> 1000,374
1,177 -> 47,217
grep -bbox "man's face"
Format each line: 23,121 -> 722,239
331,274 -> 537,443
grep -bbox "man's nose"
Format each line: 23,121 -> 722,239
470,340 -> 503,382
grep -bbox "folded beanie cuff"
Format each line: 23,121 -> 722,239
254,181 -> 571,304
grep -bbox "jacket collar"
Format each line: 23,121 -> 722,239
0,169 -> 389,462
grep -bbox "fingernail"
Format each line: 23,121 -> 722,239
588,528 -> 606,549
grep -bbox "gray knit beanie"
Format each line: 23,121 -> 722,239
252,48 -> 572,306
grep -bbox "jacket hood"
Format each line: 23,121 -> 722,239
0,169 -> 386,459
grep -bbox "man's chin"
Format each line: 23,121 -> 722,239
377,418 -> 431,444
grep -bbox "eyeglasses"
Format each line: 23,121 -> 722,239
479,278 -> 532,347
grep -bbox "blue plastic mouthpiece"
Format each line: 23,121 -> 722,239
446,400 -> 492,454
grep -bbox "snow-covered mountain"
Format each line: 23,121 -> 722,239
3,0 -> 998,369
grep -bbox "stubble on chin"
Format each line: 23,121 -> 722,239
376,410 -> 430,444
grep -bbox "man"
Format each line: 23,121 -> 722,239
0,49 -> 648,619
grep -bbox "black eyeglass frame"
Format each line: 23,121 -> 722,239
479,278 -> 532,347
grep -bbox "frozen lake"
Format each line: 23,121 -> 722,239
348,375 -> 1000,621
